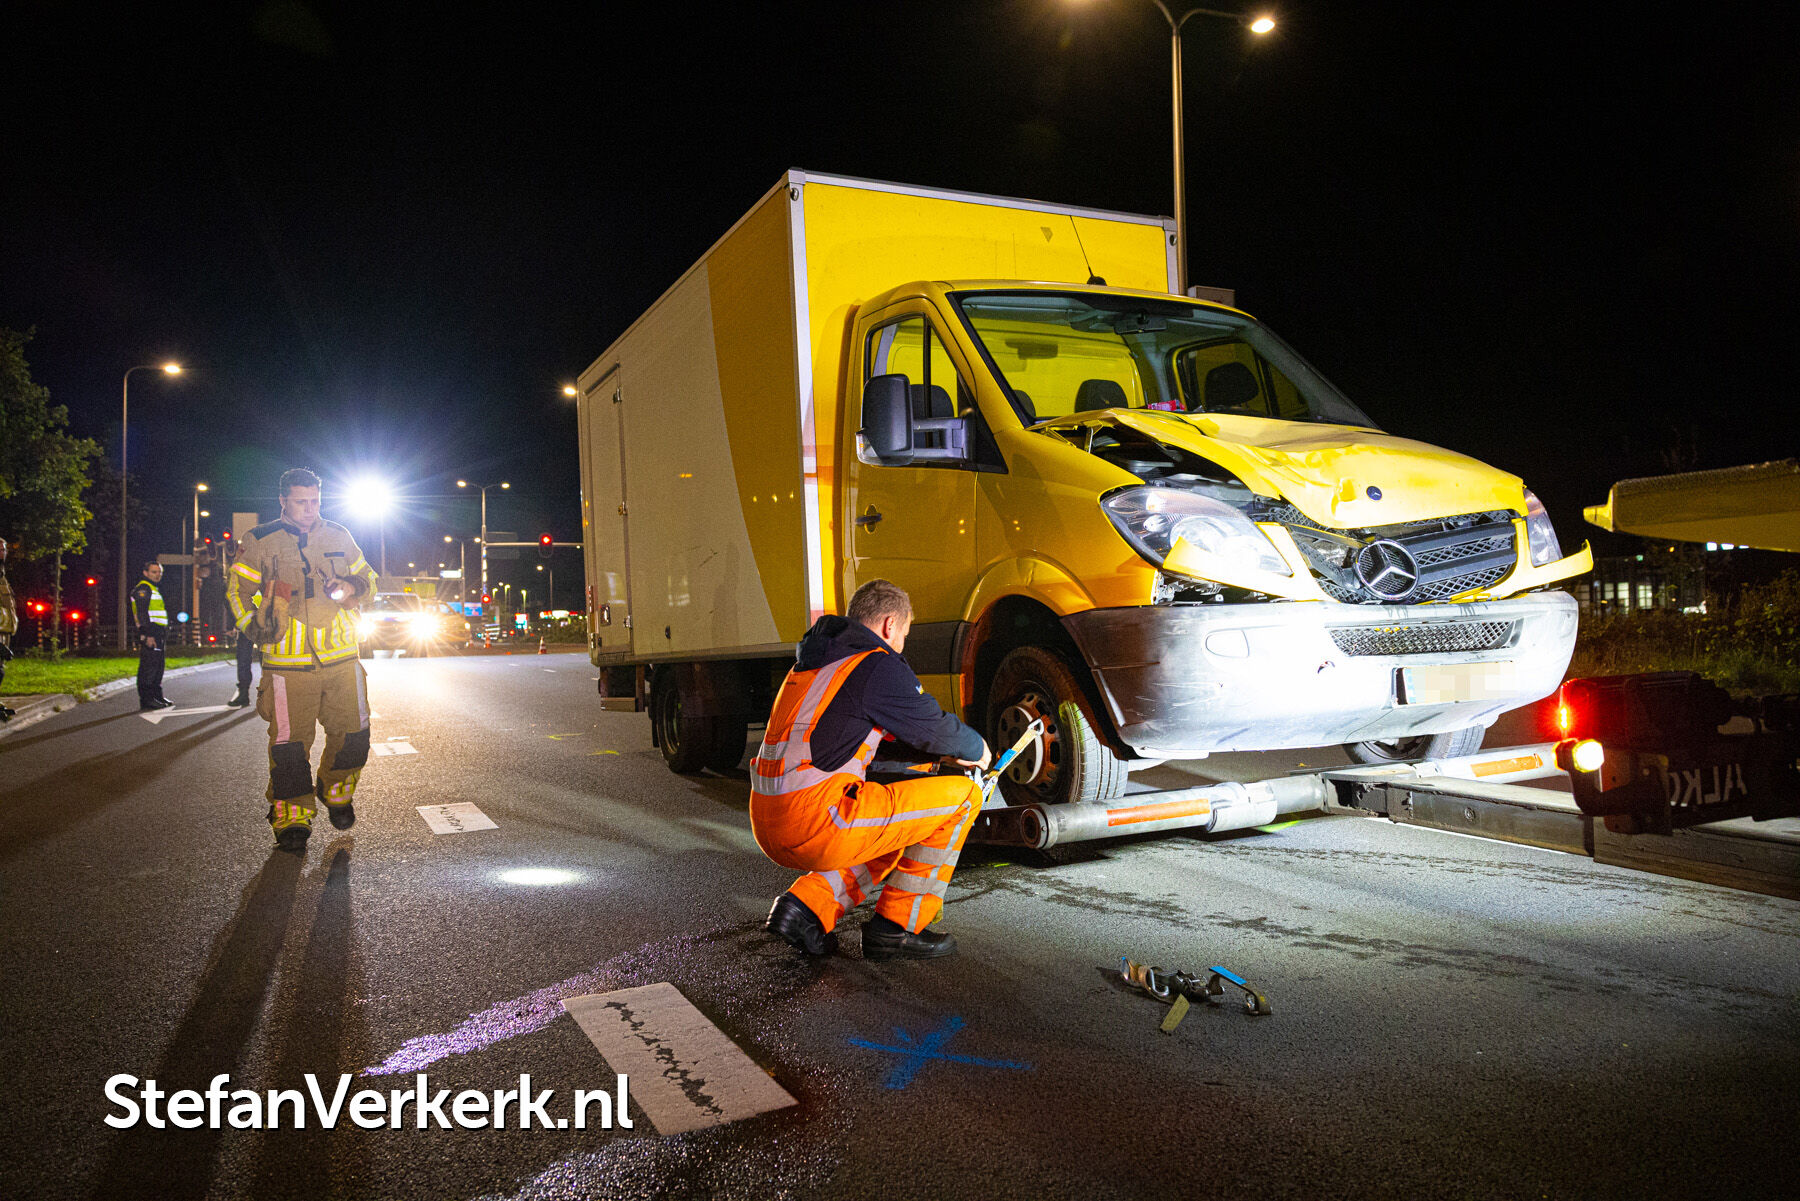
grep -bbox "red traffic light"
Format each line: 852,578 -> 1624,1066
481,593 -> 492,603
85,576 -> 98,587
204,537 -> 213,544
66,609 -> 82,622
223,531 -> 232,539
540,533 -> 553,546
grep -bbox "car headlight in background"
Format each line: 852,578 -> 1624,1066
406,611 -> 437,634
1103,486 -> 1291,577
1522,488 -> 1563,566
357,615 -> 375,639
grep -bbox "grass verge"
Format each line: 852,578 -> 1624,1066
1,651 -> 233,696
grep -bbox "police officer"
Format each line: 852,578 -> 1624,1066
228,468 -> 379,851
131,561 -> 172,711
751,579 -> 991,960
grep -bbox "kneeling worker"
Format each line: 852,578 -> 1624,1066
229,468 -> 378,851
752,580 -> 990,960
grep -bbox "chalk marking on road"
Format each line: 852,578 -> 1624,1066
589,750 -> 620,756
371,736 -> 419,757
562,982 -> 796,1134
848,1016 -> 1033,1090
139,704 -> 234,725
547,732 -> 584,740
417,802 -> 497,835
543,668 -> 557,673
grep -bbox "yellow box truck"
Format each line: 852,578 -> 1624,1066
573,170 -> 1592,805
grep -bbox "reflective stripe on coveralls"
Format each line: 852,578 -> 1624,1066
749,650 -> 984,934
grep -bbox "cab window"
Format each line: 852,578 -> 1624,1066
863,315 -> 1000,468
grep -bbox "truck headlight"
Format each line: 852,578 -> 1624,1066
1523,488 -> 1563,566
1103,486 -> 1291,577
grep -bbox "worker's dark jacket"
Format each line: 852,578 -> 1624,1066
796,616 -> 983,773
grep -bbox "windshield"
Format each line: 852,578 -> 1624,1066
367,594 -> 423,612
951,291 -> 1377,429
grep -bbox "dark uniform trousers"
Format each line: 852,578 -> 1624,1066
137,635 -> 166,706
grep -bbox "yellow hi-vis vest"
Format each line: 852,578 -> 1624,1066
228,518 -> 377,669
141,580 -> 168,626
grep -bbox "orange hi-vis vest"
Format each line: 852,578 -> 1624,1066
751,650 -> 886,798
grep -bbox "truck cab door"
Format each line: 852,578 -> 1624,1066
842,308 -> 981,632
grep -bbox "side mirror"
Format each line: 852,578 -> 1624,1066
861,374 -> 914,464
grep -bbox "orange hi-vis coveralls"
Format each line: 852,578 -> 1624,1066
750,618 -> 986,935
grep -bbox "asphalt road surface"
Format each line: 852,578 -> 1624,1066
2,653 -> 1795,1200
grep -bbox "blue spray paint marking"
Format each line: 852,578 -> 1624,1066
847,1015 -> 1034,1090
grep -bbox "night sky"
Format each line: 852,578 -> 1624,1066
4,0 -> 1797,599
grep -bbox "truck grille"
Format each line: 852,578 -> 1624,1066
1328,620 -> 1516,657
1271,506 -> 1519,604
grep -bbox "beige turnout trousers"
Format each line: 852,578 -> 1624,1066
257,659 -> 371,830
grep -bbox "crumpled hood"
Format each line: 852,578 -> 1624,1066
1104,410 -> 1528,527
795,613 -> 889,671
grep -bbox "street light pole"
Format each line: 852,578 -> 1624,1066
1144,3 -> 1275,295
456,478 -> 509,617
118,362 -> 181,649
192,482 -> 207,644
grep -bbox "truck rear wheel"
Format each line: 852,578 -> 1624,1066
651,671 -> 708,774
986,646 -> 1129,808
1344,725 -> 1484,765
705,716 -> 749,773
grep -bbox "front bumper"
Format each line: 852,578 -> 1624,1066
1062,591 -> 1578,758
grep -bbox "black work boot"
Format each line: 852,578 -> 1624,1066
765,892 -> 838,956
862,914 -> 958,960
318,780 -> 356,830
227,687 -> 250,708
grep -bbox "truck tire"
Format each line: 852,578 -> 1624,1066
986,646 -> 1129,808
705,716 -> 749,773
651,672 -> 708,774
1344,724 -> 1484,765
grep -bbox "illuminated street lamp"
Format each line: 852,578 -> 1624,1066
1077,2 -> 1276,294
344,477 -> 395,579
561,384 -> 579,398
118,361 -> 182,649
456,479 -> 510,611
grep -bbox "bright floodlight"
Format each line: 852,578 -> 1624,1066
344,477 -> 394,518
162,362 -> 183,375
1249,15 -> 1275,33
562,385 -> 578,397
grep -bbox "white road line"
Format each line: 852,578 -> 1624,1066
417,802 -> 497,834
371,736 -> 419,757
562,983 -> 796,1134
138,704 -> 234,724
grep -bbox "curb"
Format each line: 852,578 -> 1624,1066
77,659 -> 231,703
0,693 -> 78,739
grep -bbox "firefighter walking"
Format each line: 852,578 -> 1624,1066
228,468 -> 379,851
751,580 -> 990,960
131,561 -> 172,710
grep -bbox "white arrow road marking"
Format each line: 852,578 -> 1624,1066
139,704 -> 234,725
371,736 -> 418,756
416,802 -> 497,834
562,983 -> 796,1134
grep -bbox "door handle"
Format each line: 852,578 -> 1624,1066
855,506 -> 884,530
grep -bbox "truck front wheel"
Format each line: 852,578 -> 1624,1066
986,646 -> 1129,808
1344,725 -> 1484,765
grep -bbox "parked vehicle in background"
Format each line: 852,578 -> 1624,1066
574,171 -> 1592,798
357,593 -> 460,658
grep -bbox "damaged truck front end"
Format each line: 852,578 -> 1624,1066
943,287 -> 1592,783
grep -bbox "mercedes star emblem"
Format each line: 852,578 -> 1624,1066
1354,538 -> 1419,601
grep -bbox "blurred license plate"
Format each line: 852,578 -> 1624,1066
1398,662 -> 1516,704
